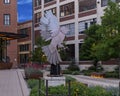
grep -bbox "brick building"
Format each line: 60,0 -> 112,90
17,20 -> 32,66
0,0 -> 17,67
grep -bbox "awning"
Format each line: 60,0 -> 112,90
0,32 -> 28,40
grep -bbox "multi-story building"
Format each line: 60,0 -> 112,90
34,0 -> 97,62
0,0 -> 17,67
33,0 -> 119,70
17,20 -> 32,66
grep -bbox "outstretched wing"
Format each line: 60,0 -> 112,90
39,17 -> 51,41
39,10 -> 59,41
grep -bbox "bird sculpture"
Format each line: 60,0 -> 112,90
39,10 -> 69,65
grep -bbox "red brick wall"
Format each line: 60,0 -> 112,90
17,21 -> 32,65
78,34 -> 86,40
18,27 -> 32,42
60,15 -> 75,22
0,0 -> 17,67
64,36 -> 75,41
78,9 -> 96,18
44,0 -> 56,7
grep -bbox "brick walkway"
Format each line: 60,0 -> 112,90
0,69 -> 29,96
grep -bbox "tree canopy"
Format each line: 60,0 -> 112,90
79,24 -> 101,60
80,0 -> 120,61
30,36 -> 49,64
93,1 -> 120,60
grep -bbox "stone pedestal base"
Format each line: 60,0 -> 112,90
44,76 -> 66,87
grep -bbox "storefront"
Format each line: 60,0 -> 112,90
0,32 -> 28,63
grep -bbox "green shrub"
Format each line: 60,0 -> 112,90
96,65 -> 104,72
88,65 -> 104,72
70,82 -> 89,96
28,79 -> 45,96
88,66 -> 96,71
25,67 -> 43,75
67,59 -> 80,71
30,86 -> 38,96
65,76 -> 76,82
27,79 -> 38,88
72,71 -> 80,75
25,67 -> 43,79
88,86 -> 112,96
67,64 -> 80,71
28,77 -> 112,96
48,85 -> 67,95
82,70 -> 94,76
62,70 -> 72,74
105,71 -> 119,78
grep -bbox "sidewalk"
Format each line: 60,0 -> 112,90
0,69 -> 30,96
69,75 -> 120,88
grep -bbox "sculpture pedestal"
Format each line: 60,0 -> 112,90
44,76 -> 66,87
50,64 -> 61,75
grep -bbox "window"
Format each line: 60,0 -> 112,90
4,14 -> 10,25
60,2 -> 74,17
35,12 -> 41,23
45,8 -> 56,16
4,0 -> 10,4
20,54 -> 29,63
78,18 -> 96,34
116,0 -> 120,3
20,28 -> 28,35
19,44 -> 29,52
44,0 -> 53,3
101,0 -> 108,6
61,23 -> 75,36
79,0 -> 96,12
101,0 -> 117,7
35,0 -> 41,7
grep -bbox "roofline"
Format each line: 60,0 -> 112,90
17,20 -> 32,25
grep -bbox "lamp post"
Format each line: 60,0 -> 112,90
31,0 -> 35,52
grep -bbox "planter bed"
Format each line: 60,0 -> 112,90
0,62 -> 13,69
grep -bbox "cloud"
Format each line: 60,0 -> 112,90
17,0 -> 32,5
17,1 -> 32,22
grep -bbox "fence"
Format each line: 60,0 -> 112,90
38,78 -> 71,96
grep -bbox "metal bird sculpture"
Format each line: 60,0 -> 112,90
39,10 -> 69,65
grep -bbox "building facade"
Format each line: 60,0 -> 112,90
17,20 -> 32,66
32,0 -> 120,71
0,0 -> 17,67
33,0 -> 98,62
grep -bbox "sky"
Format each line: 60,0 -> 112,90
17,0 -> 32,23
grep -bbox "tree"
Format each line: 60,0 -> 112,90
80,1 -> 120,74
93,1 -> 120,61
92,1 -> 120,94
93,1 -> 120,86
30,36 -> 49,64
79,24 -> 101,67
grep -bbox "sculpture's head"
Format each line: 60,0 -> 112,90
45,10 -> 53,20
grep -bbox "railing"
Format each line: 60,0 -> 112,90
38,78 -> 71,96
